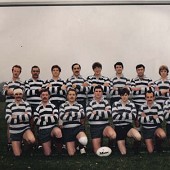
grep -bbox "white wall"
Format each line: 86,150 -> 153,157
0,5 -> 170,82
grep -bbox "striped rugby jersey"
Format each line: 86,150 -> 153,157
25,78 -> 44,107
110,75 -> 130,101
112,100 -> 137,126
130,76 -> 153,107
5,100 -> 32,134
34,102 -> 59,130
86,75 -> 110,101
138,101 -> 164,129
44,78 -> 66,103
3,79 -> 24,104
59,101 -> 85,128
154,78 -> 170,106
66,75 -> 88,101
163,99 -> 170,124
86,98 -> 111,125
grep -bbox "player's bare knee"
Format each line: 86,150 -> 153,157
110,132 -> 116,140
161,132 -> 166,139
135,133 -> 142,141
28,136 -> 36,144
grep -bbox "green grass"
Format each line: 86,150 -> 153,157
1,102 -> 170,170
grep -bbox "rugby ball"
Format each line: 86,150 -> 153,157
96,146 -> 112,157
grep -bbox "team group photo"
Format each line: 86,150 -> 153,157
1,2 -> 170,169
1,62 -> 170,158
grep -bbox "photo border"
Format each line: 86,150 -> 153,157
0,1 -> 170,7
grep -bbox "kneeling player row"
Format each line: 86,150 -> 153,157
5,86 -> 169,156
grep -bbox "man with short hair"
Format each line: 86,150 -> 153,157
112,88 -> 141,155
33,89 -> 62,156
3,65 -> 25,150
44,65 -> 66,110
24,66 -> 44,149
25,66 -> 44,114
131,64 -> 154,113
86,85 -> 116,154
3,65 -> 24,103
131,64 -> 154,150
59,88 -> 88,156
87,62 -> 110,102
5,87 -> 35,156
110,62 -> 130,107
138,90 -> 166,153
66,63 -> 88,112
154,65 -> 170,108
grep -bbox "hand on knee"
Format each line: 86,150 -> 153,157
78,136 -> 88,146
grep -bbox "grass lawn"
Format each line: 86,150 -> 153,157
1,102 -> 170,170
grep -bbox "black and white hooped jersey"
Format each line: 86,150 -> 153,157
110,75 -> 130,101
5,100 -> 32,134
25,78 -> 44,107
138,102 -> 164,129
34,102 -> 59,130
44,78 -> 66,103
86,98 -> 111,125
154,78 -> 170,106
163,99 -> 170,124
59,101 -> 85,128
112,100 -> 137,126
86,75 -> 110,101
66,75 -> 88,101
3,79 -> 24,104
130,76 -> 153,107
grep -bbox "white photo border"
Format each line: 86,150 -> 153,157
0,1 -> 170,6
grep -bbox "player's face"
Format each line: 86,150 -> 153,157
41,92 -> 49,103
160,69 -> 168,78
136,67 -> 145,78
14,93 -> 23,102
121,93 -> 129,103
93,67 -> 102,76
12,67 -> 21,79
52,68 -> 60,78
94,88 -> 103,100
145,92 -> 155,105
115,65 -> 123,75
31,68 -> 40,79
67,91 -> 77,103
72,65 -> 81,77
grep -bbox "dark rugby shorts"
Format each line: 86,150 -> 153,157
62,125 -> 85,143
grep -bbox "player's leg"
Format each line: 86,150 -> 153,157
92,138 -> 102,154
23,129 -> 36,144
117,140 -> 126,155
66,141 -> 76,156
12,141 -> 22,156
42,141 -> 52,156
51,127 -> 63,153
103,125 -> 116,140
145,139 -> 154,153
76,131 -> 88,154
154,127 -> 166,152
127,128 -> 141,141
